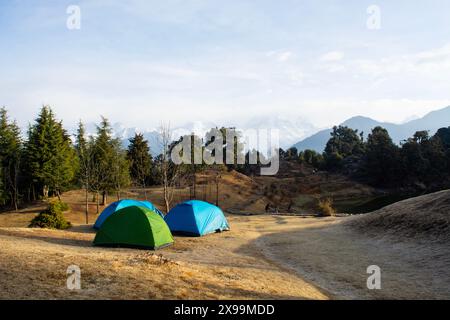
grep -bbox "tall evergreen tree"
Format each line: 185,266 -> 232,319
401,130 -> 447,185
434,127 -> 450,149
127,133 -> 153,199
364,126 -> 401,186
0,165 -> 4,206
75,121 -> 93,223
110,138 -> 130,201
23,106 -> 76,199
0,107 -> 22,210
434,127 -> 450,175
90,117 -> 130,206
91,117 -> 114,207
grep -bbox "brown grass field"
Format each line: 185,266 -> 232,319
1,174 -> 449,299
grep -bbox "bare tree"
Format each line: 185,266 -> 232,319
158,123 -> 180,213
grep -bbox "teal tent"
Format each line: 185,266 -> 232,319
164,200 -> 230,236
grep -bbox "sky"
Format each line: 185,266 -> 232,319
1,0 -> 450,132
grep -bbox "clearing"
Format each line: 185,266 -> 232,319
1,185 -> 449,299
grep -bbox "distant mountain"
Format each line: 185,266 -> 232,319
244,115 -> 317,149
80,121 -> 220,156
79,107 -> 450,156
80,116 -> 317,156
293,106 -> 450,153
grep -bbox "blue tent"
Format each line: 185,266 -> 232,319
94,199 -> 164,229
164,200 -> 230,236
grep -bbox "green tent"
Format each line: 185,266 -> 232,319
93,206 -> 174,250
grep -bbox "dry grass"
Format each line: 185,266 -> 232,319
258,190 -> 450,299
316,198 -> 336,217
346,189 -> 450,242
1,188 -> 449,299
0,215 -> 328,300
257,219 -> 450,299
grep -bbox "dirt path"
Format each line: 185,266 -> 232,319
255,217 -> 450,299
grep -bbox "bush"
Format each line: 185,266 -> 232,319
317,198 -> 336,217
29,201 -> 71,229
52,200 -> 70,212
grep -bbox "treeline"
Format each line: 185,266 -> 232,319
0,106 -> 158,212
285,125 -> 450,190
4,104 -> 447,211
0,106 -> 256,213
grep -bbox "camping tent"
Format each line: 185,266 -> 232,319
94,199 -> 164,229
164,200 -> 230,236
93,206 -> 173,250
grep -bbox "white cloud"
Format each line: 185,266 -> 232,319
266,50 -> 294,62
320,64 -> 346,73
277,51 -> 293,62
319,51 -> 344,62
353,43 -> 450,77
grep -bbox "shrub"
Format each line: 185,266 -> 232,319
29,201 -> 71,229
52,200 -> 70,212
317,197 -> 336,217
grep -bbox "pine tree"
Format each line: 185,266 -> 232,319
0,166 -> 4,206
75,121 -> 92,223
0,107 -> 22,210
0,108 -> 8,206
90,117 -> 130,207
110,139 -> 130,201
364,126 -> 401,186
52,123 -> 78,200
23,106 -> 76,199
127,133 -> 153,199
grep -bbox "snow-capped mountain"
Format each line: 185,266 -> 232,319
171,120 -> 219,141
80,121 -> 220,156
242,115 -> 317,149
80,116 -> 317,156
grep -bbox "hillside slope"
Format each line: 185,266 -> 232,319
258,190 -> 450,299
346,189 -> 450,242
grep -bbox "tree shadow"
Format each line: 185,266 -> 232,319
69,224 -> 97,234
273,216 -> 288,224
0,229 -> 93,248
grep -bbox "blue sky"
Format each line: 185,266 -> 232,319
1,0 -> 450,131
